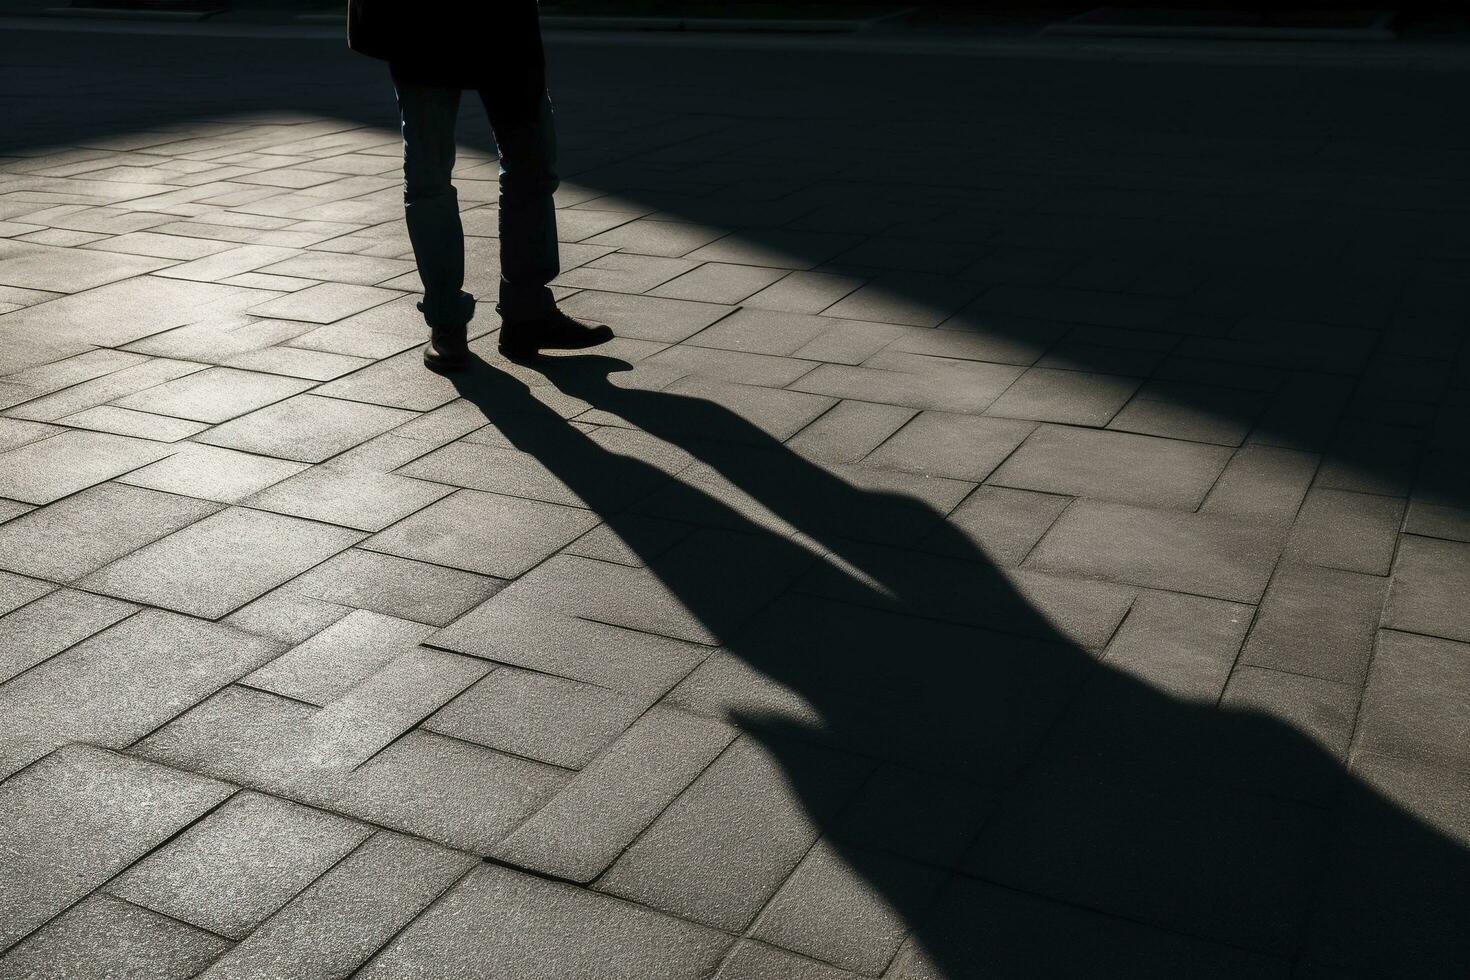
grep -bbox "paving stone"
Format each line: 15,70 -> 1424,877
597,736 -> 871,931
1382,534 -> 1470,643
564,514 -> 696,567
1102,590 -> 1253,703
0,430 -> 173,504
84,229 -> 239,259
0,277 -> 272,349
495,706 -> 733,881
196,393 -> 415,463
109,791 -> 370,939
284,548 -> 503,627
312,347 -> 465,412
644,344 -> 815,388
1405,454 -> 1470,544
0,745 -> 231,951
81,507 -> 364,619
60,404 -> 211,441
496,523 -> 809,645
299,646 -> 490,770
1284,488 -> 1404,575
636,445 -> 970,547
246,282 -> 401,323
0,893 -> 230,980
429,598 -> 709,697
834,764 -> 993,868
330,731 -> 568,853
0,238 -> 172,291
716,942 -> 862,980
820,273 -> 981,327
554,252 -> 697,293
1355,630 -> 1470,772
743,270 -> 866,314
1,348 -> 147,400
557,289 -> 733,344
989,424 -> 1230,510
364,488 -> 598,578
984,366 -> 1139,426
584,218 -> 725,257
119,314 -> 315,364
1240,563 -> 1387,686
0,482 -> 219,582
1107,381 -> 1265,446
0,418 -> 63,453
197,832 -> 475,980
1027,500 -> 1284,603
6,355 -> 205,421
550,207 -> 636,242
111,366 -> 313,423
751,839 -> 945,975
1200,444 -> 1318,525
151,243 -> 298,282
243,608 -> 435,705
0,608 -> 281,777
925,485 -> 1070,566
256,251 -> 415,285
886,878 -> 1288,980
117,442 -> 308,503
359,864 -> 731,980
0,571 -> 53,617
220,345 -> 371,381
687,307 -> 851,358
223,588 -> 353,647
685,228 -> 860,270
787,399 -> 915,464
425,665 -> 647,769
649,262 -> 787,304
587,374 -> 834,446
1298,754 -> 1470,977
244,465 -> 452,532
863,411 -> 1034,482
1219,666 -> 1357,800
789,358 -> 1020,415
970,753 -> 1324,956
0,588 -> 136,684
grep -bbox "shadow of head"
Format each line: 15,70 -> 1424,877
443,351 -> 1470,978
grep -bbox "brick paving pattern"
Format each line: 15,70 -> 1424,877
0,21 -> 1468,979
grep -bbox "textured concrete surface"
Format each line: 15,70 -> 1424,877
1,17 -> 1469,979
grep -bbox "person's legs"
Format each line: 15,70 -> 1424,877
392,69 -> 472,330
479,87 -> 560,321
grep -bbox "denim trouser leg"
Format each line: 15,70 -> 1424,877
480,89 -> 560,320
392,74 -> 467,326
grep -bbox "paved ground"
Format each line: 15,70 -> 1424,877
1,18 -> 1469,980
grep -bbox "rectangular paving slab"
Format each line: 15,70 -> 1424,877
1026,500 -> 1285,603
108,790 -> 371,940
0,608 -> 281,778
196,831 -> 475,980
0,482 -> 219,583
358,864 -> 732,980
0,430 -> 174,505
0,745 -> 231,952
495,707 -> 736,882
195,393 -> 415,463
79,507 -> 364,619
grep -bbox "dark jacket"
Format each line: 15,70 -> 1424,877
347,0 -> 545,94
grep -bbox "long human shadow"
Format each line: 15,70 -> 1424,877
3,24 -> 1468,974
446,352 -> 1468,978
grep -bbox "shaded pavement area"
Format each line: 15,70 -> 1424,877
1,19 -> 1469,979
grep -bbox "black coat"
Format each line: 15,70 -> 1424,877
347,0 -> 546,95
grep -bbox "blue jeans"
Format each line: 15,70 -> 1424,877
392,68 -> 560,324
